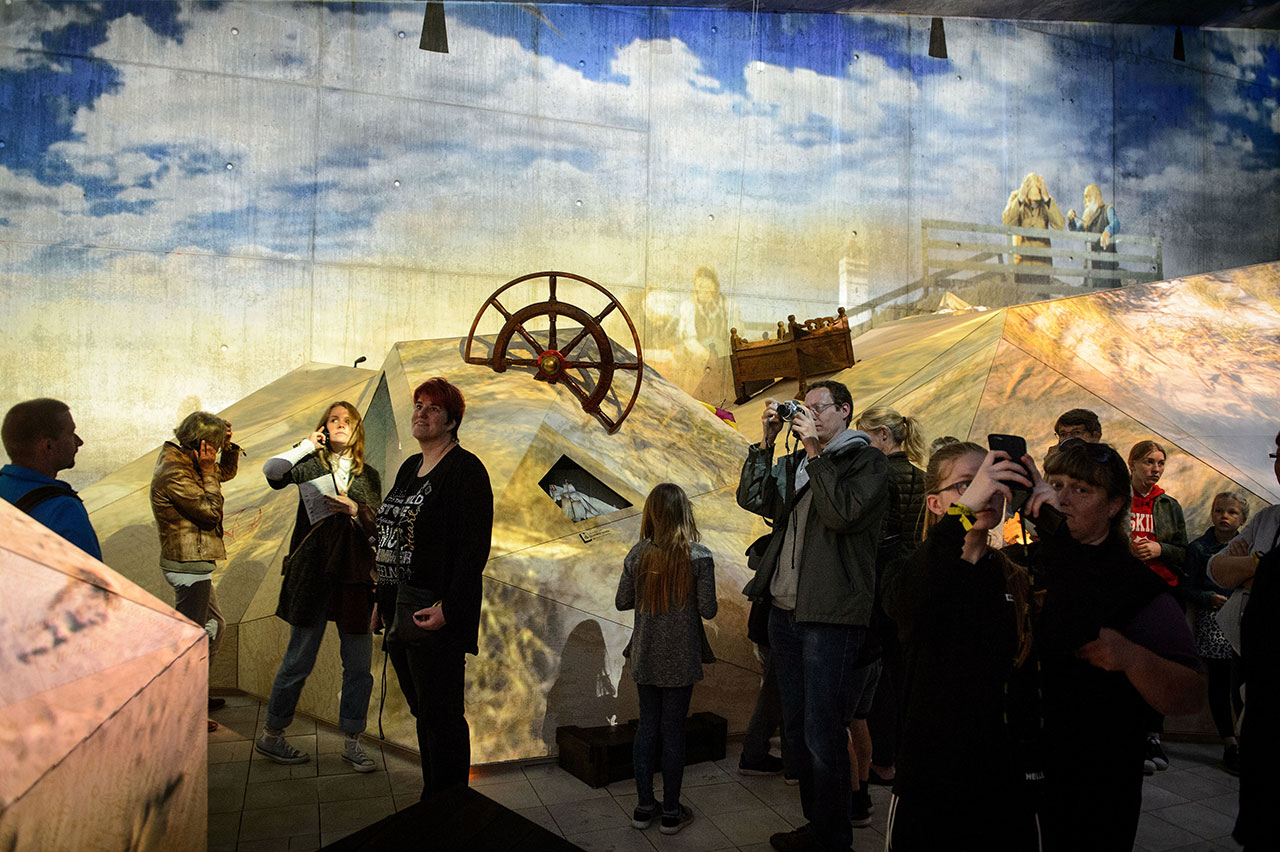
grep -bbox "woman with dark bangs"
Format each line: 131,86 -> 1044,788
1028,438 -> 1203,851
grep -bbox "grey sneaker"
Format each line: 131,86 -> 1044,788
1146,736 -> 1169,771
343,736 -> 376,773
255,732 -> 310,765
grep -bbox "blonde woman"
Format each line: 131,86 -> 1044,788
256,401 -> 382,771
853,406 -> 928,791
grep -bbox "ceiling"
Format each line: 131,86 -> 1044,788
496,1 -> 1280,29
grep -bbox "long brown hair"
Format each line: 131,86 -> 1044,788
636,483 -> 700,614
316,401 -> 366,476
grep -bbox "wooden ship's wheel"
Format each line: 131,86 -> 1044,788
463,271 -> 643,434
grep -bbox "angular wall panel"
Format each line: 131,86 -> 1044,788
0,502 -> 207,852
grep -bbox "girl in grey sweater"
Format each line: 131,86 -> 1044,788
616,483 -> 717,836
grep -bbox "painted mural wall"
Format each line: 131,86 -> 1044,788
1,1 -> 1278,487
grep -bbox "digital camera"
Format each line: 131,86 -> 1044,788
776,400 -> 803,421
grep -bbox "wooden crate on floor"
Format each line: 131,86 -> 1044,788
556,712 -> 728,788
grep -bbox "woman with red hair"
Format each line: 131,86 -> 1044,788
374,377 -> 493,799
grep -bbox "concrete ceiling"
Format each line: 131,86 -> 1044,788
496,1 -> 1280,30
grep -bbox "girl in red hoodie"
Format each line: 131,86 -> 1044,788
1128,439 -> 1189,773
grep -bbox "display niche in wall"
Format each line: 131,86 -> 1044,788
538,455 -> 632,523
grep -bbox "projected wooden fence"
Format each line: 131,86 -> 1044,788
921,218 -> 1164,297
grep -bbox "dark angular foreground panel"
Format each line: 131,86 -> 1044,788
320,784 -> 583,852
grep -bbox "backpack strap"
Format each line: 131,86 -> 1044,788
13,484 -> 79,515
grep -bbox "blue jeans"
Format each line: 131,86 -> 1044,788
770,606 -> 868,852
633,683 -> 695,814
266,623 -> 373,734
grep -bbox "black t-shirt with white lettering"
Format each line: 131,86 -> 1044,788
374,446 -> 493,654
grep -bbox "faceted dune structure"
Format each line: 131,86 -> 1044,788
735,262 -> 1280,513
85,355 -> 765,764
732,261 -> 1280,736
0,500 -> 208,851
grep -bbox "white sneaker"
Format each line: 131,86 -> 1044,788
343,736 -> 376,773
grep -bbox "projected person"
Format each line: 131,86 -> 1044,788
1002,172 -> 1066,285
644,264 -> 741,405
1067,184 -> 1121,285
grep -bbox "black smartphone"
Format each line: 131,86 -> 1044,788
320,425 -> 330,445
987,433 -> 1031,515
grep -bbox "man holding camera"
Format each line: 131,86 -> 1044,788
738,380 -> 888,852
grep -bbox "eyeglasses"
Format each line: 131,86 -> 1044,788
1057,437 -> 1116,463
809,402 -> 839,414
933,479 -> 970,497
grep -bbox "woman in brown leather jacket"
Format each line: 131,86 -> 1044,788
149,410 -> 239,730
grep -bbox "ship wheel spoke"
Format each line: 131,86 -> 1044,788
555,324 -> 588,357
508,319 -> 543,355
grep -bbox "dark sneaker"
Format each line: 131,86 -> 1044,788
1224,744 -> 1241,776
784,772 -> 800,786
851,789 -> 872,828
255,732 -> 310,765
632,803 -> 656,829
739,754 -> 785,776
866,767 -> 894,786
770,825 -> 814,852
660,804 -> 694,835
1147,736 -> 1169,771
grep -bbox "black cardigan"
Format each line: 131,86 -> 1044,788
375,448 -> 493,655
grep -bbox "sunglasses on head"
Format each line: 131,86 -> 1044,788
1057,437 -> 1116,463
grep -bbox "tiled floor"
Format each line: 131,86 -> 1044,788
208,695 -> 1243,851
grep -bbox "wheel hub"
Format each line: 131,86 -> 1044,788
537,349 -> 566,380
